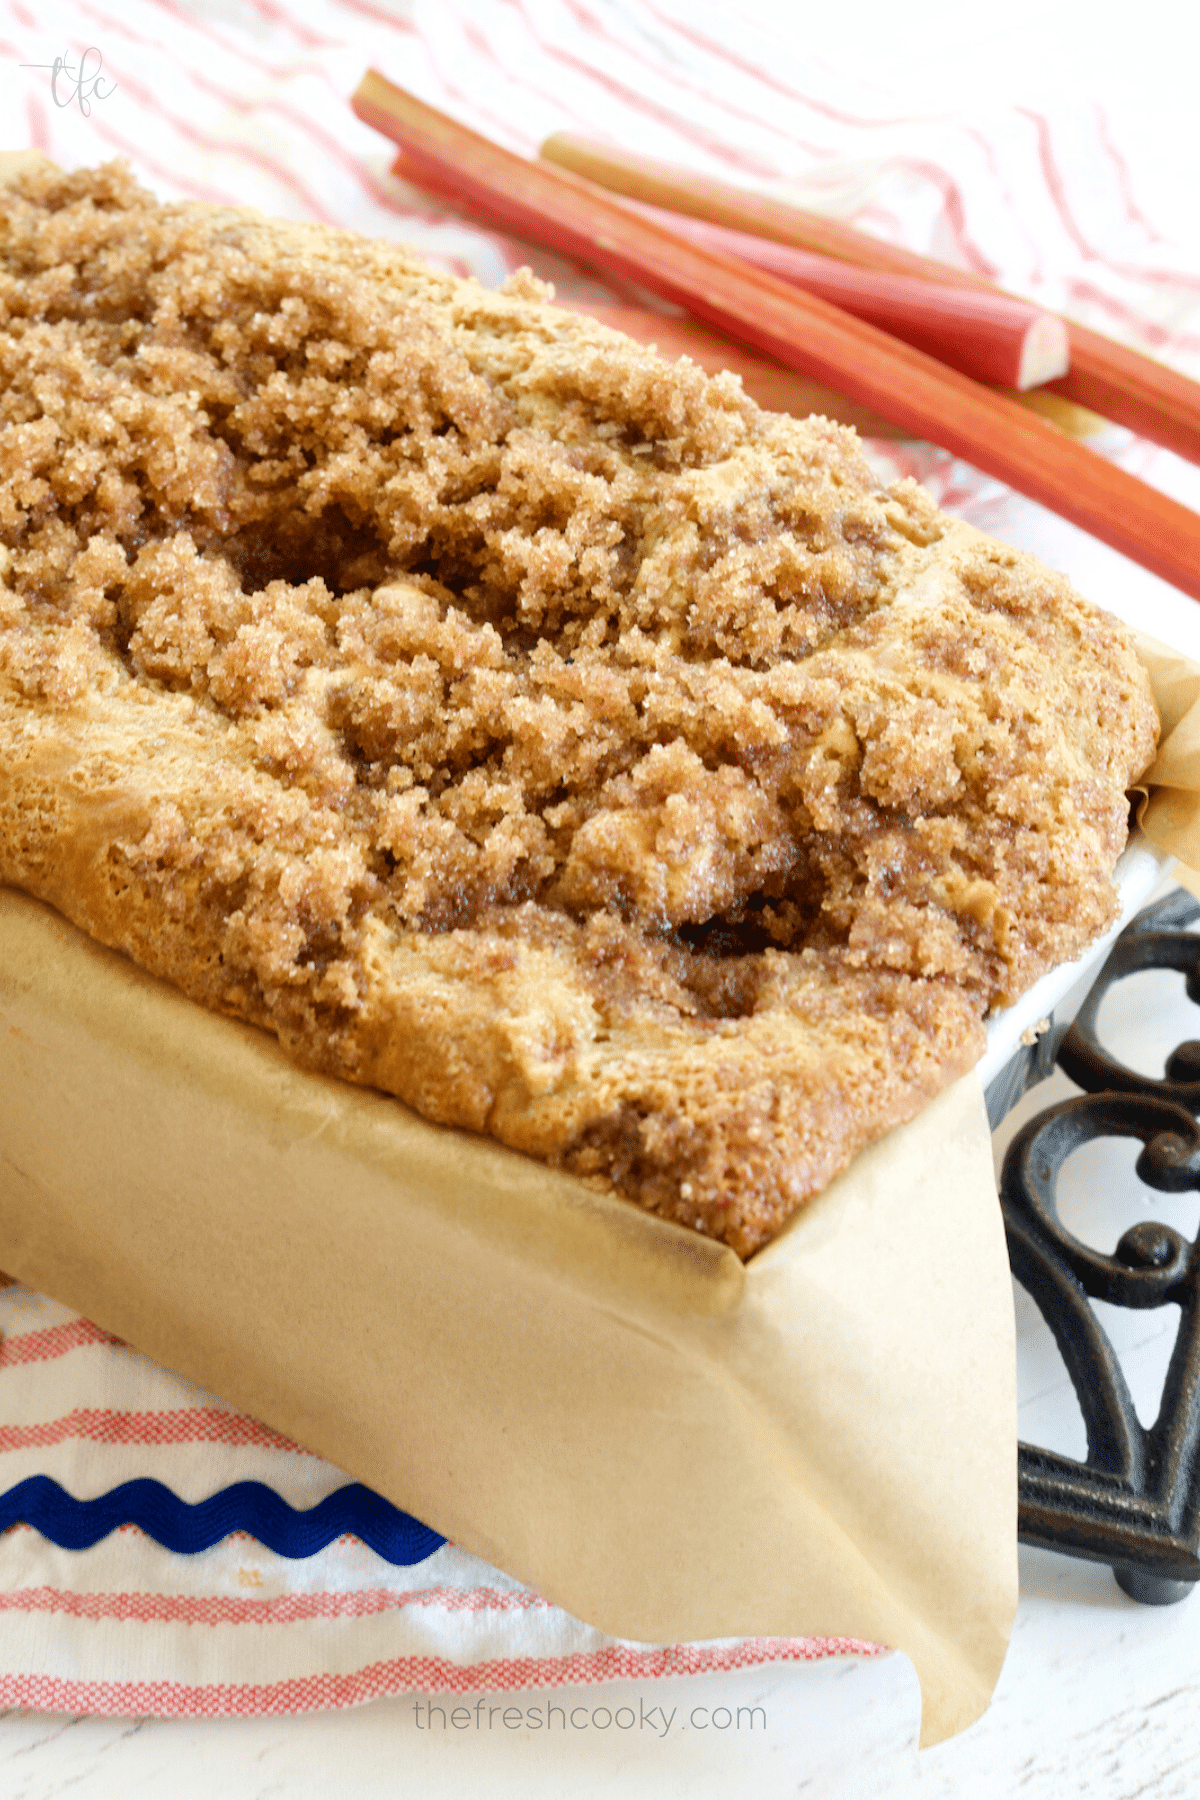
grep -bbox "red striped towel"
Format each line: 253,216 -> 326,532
0,1283 -> 882,1717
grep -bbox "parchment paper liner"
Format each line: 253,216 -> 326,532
1135,630 -> 1200,859
0,631 -> 1196,1752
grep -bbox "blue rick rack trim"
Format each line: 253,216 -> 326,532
0,1476 -> 446,1564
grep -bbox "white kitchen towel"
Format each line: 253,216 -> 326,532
0,1282 -> 881,1716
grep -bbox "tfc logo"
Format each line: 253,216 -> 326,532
20,47 -> 117,116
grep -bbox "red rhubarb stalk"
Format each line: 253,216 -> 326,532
540,132 -> 1200,467
614,195 -> 1067,390
351,73 -> 1200,601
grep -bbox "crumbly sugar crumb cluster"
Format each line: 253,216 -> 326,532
0,163 -> 1158,1255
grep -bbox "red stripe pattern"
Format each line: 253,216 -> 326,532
0,1634 -> 886,1721
0,1407 -> 310,1455
0,1582 -> 554,1624
0,1319 -> 122,1367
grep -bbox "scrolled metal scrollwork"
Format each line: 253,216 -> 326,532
1005,888 -> 1200,1602
1057,889 -> 1200,1106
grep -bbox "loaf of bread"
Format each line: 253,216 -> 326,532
0,162 -> 1158,1255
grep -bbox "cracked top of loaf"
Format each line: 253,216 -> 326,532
0,162 -> 1158,1255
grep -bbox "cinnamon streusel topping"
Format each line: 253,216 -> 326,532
0,163 -> 1158,1255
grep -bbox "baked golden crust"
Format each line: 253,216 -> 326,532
0,163 -> 1158,1255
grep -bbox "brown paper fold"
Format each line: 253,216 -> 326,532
1134,629 -> 1200,871
0,888 -> 1013,1746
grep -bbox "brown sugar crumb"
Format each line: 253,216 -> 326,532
0,163 -> 1159,1257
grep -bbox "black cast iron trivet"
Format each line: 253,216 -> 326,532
997,887 -> 1200,1602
